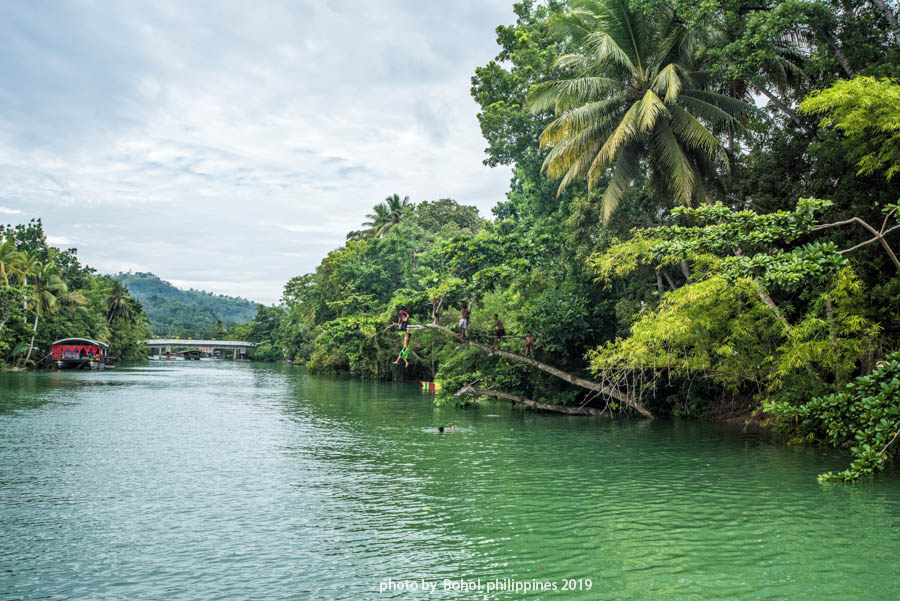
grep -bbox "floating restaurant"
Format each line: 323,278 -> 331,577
51,338 -> 110,370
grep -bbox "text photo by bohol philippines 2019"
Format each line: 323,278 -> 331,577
2,1 -> 900,600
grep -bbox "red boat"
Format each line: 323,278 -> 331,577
52,338 -> 110,370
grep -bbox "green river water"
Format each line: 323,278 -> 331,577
1,362 -> 898,600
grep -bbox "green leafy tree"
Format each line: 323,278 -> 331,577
800,76 -> 900,180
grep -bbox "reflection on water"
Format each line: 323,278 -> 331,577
1,362 -> 898,600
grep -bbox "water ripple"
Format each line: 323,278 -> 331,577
1,362 -> 899,600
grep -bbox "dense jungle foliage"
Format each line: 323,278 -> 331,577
114,272 -> 258,338
244,0 -> 899,480
0,220 -> 150,366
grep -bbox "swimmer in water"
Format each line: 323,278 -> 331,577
438,426 -> 445,433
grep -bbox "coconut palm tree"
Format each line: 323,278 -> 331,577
105,280 -> 134,324
347,194 -> 413,240
22,261 -> 67,366
0,236 -> 24,286
18,251 -> 41,319
527,0 -> 752,220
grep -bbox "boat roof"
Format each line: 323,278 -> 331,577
52,338 -> 110,349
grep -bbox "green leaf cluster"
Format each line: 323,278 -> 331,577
765,352 -> 900,482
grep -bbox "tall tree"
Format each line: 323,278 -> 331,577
105,279 -> 134,325
348,194 -> 413,240
22,261 -> 67,366
527,0 -> 752,220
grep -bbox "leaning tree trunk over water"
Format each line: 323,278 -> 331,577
408,324 -> 653,418
455,385 -> 605,416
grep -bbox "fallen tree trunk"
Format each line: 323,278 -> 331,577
456,385 -> 604,416
408,323 -> 653,418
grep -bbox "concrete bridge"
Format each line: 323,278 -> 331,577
145,339 -> 257,360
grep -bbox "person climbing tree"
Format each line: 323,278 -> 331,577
492,314 -> 505,349
458,306 -> 469,339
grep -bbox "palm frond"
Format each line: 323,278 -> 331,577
539,97 -> 624,147
593,100 -> 640,169
679,89 -> 752,118
528,77 -> 623,113
650,122 -> 698,207
676,94 -> 743,130
584,31 -> 637,74
651,64 -> 682,103
544,118 -> 618,186
669,105 -> 728,168
598,144 -> 641,221
636,89 -> 669,132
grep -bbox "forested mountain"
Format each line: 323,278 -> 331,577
114,272 -> 258,338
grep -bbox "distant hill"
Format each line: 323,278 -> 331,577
114,272 -> 259,338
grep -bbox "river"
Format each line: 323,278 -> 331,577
1,362 -> 898,600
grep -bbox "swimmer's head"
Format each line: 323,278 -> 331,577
438,426 -> 445,433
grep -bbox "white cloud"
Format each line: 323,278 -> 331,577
0,207 -> 22,214
45,235 -> 71,245
0,0 -> 515,304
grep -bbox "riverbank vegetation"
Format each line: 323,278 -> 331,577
249,0 -> 900,479
0,220 -> 150,367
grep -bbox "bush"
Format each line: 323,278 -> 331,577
765,351 -> 900,482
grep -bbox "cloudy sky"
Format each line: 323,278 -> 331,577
0,0 -> 515,304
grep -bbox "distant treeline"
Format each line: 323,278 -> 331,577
115,272 -> 258,338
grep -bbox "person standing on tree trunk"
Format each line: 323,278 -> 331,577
431,298 -> 442,325
524,332 -> 536,358
458,307 -> 469,339
492,314 -> 505,349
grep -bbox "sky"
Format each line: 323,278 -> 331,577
0,0 -> 516,304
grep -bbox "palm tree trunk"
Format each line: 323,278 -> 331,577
0,309 -> 9,334
23,314 -> 39,366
